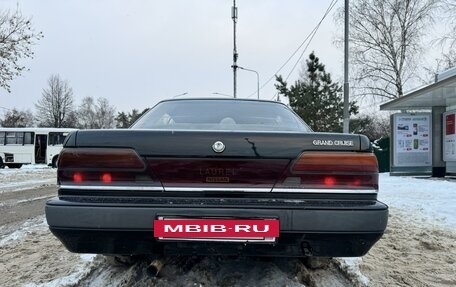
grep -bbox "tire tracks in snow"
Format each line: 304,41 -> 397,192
0,185 -> 57,228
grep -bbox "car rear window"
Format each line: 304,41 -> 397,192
131,100 -> 311,132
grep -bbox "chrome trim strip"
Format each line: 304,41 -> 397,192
158,237 -> 276,243
164,187 -> 271,192
59,185 -> 376,194
271,188 -> 377,194
59,185 -> 164,191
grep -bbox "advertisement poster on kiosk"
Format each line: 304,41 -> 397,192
443,111 -> 456,162
392,113 -> 432,167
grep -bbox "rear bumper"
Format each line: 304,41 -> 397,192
46,197 -> 388,257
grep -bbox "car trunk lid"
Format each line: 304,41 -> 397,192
69,130 -> 367,192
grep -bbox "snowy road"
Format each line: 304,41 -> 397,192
1,168 -> 456,286
0,185 -> 56,227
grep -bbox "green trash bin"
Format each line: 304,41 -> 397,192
373,137 -> 390,173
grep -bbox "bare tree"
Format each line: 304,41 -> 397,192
35,74 -> 76,128
76,96 -> 116,129
77,96 -> 97,129
0,7 -> 43,92
440,0 -> 456,50
337,0 -> 439,101
0,108 -> 34,127
94,97 -> 115,129
432,0 -> 456,74
439,51 -> 456,70
423,50 -> 456,82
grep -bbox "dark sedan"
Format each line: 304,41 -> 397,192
46,98 -> 388,258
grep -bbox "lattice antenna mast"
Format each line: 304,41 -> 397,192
231,0 -> 238,98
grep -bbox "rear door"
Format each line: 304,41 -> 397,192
35,134 -> 47,164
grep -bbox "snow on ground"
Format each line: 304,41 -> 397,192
335,258 -> 370,286
0,223 -> 98,287
80,257 -> 309,287
0,165 -> 56,193
0,216 -> 47,247
359,173 -> 456,286
23,254 -> 97,287
359,207 -> 456,286
378,173 -> 456,229
1,171 -> 455,286
48,174 -> 456,286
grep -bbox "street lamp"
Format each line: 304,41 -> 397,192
238,66 -> 260,99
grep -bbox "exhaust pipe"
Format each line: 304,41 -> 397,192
301,241 -> 313,257
146,259 -> 164,277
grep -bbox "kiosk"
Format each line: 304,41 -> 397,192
381,67 -> 456,176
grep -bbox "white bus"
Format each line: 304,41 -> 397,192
0,128 -> 77,169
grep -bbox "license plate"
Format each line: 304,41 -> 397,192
154,217 -> 279,242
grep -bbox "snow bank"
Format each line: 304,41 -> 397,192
0,224 -> 100,287
0,216 -> 47,247
21,164 -> 52,170
0,167 -> 56,193
335,258 -> 369,287
378,173 -> 456,229
24,254 -> 97,287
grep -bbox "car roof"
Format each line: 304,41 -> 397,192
158,97 -> 286,106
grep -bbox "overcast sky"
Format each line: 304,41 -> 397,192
1,0 -> 351,114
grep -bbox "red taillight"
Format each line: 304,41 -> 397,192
101,173 -> 112,183
274,152 -> 379,191
292,152 -> 378,173
58,148 -> 153,186
73,172 -> 83,183
58,148 -> 145,170
353,178 -> 362,186
324,176 -> 336,186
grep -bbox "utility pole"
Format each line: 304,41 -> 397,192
343,0 -> 350,133
231,0 -> 238,98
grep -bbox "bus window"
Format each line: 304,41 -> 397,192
16,133 -> 24,145
49,132 -> 67,145
4,132 -> 28,145
6,132 -> 17,144
0,132 -> 4,145
24,132 -> 34,145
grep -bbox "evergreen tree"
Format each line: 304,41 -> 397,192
115,112 -> 129,128
275,52 -> 358,132
115,108 -> 149,128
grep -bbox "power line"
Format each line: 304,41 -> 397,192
269,0 -> 338,101
244,0 -> 339,99
284,0 -> 338,81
